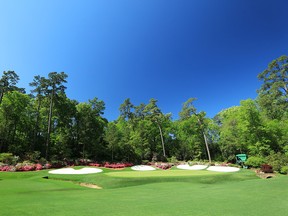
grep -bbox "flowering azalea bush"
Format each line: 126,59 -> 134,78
0,161 -> 47,172
51,161 -> 65,169
0,165 -> 15,172
261,164 -> 273,173
155,163 -> 172,170
123,162 -> 133,167
103,162 -> 133,169
0,157 -> 134,172
104,163 -> 125,169
43,163 -> 52,169
15,162 -> 36,171
88,163 -> 101,167
35,163 -> 43,170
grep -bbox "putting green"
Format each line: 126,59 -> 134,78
105,169 -> 222,178
1,168 -> 287,216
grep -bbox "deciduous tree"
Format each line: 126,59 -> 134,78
258,55 -> 288,119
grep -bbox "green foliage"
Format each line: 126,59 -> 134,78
0,70 -> 23,104
167,156 -> 178,164
280,166 -> 288,175
24,151 -> 41,163
0,153 -> 19,165
0,153 -> 13,162
257,55 -> 288,120
266,152 -> 288,172
245,156 -> 266,168
1,56 -> 288,165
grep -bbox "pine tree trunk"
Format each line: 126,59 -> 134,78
32,99 -> 41,151
203,131 -> 211,163
0,92 -> 4,104
157,124 -> 166,157
46,92 -> 53,160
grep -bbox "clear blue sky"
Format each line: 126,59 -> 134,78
1,0 -> 288,121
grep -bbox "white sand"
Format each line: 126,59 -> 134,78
206,166 -> 240,172
176,164 -> 208,170
131,165 -> 156,171
48,167 -> 103,174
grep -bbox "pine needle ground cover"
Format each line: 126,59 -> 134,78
0,168 -> 287,216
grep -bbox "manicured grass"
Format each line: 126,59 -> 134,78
0,168 -> 287,216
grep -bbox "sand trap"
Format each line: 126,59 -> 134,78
206,166 -> 240,172
48,167 -> 103,174
177,164 -> 208,170
80,183 -> 102,189
131,165 -> 156,171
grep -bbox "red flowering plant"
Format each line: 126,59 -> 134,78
104,162 -> 125,169
155,163 -> 172,170
35,163 -> 43,170
88,163 -> 101,167
43,163 -> 52,169
15,161 -> 36,171
261,164 -> 273,173
123,162 -> 133,167
0,165 -> 15,172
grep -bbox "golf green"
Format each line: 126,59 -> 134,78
0,168 -> 287,216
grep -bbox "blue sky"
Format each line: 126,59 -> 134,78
1,0 -> 288,121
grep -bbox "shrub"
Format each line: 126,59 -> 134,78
0,165 -> 15,172
24,151 -> 41,163
51,161 -> 65,168
123,162 -> 133,167
261,164 -> 273,173
245,156 -> 266,168
0,153 -> 13,162
38,157 -> 48,165
35,164 -> 43,170
0,153 -> 19,165
280,166 -> 288,175
77,159 -> 91,166
167,156 -> 178,164
15,162 -> 36,171
104,163 -> 125,169
266,152 -> 288,172
155,163 -> 172,170
44,163 -> 52,169
142,160 -> 149,165
9,166 -> 16,172
15,163 -> 22,171
89,163 -> 101,167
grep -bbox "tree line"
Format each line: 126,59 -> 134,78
0,56 -> 287,166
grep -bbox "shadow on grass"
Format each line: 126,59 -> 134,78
17,188 -> 80,194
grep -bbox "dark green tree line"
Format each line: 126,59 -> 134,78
0,56 -> 287,165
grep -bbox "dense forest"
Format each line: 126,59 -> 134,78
0,56 -> 287,170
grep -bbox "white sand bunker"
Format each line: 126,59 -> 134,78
207,166 -> 240,172
177,164 -> 208,170
49,167 -> 103,174
131,165 -> 156,171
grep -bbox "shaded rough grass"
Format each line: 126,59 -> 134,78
1,168 -> 288,216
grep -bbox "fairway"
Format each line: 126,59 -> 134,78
1,168 -> 288,216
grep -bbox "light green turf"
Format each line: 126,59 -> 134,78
0,168 -> 287,216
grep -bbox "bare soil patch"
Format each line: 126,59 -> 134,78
79,183 -> 102,189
